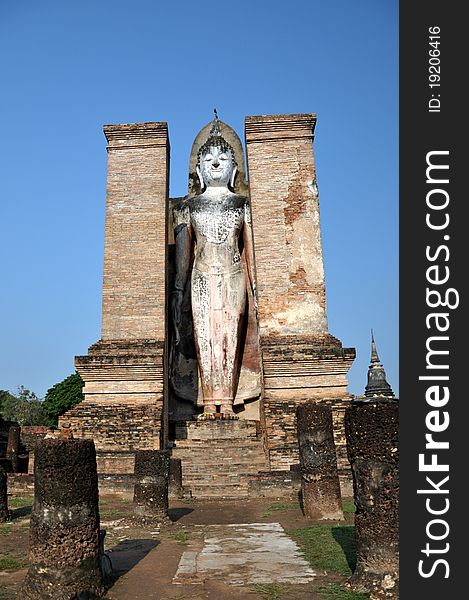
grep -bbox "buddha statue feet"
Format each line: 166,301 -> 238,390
196,410 -> 239,421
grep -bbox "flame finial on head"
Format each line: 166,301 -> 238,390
210,108 -> 221,137
197,109 -> 237,167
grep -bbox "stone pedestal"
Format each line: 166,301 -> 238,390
20,438 -> 104,599
345,400 -> 399,598
0,467 -> 8,522
297,403 -> 343,520
61,121 -> 170,475
245,114 -> 355,472
133,450 -> 170,521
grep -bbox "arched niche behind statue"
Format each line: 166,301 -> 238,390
168,118 -> 261,420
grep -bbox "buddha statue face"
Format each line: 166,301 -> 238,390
198,145 -> 236,189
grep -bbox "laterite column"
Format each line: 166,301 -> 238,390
133,450 -> 170,521
20,438 -> 105,599
0,467 -> 8,522
169,457 -> 183,499
296,403 -> 343,520
345,399 -> 399,598
6,424 -> 20,472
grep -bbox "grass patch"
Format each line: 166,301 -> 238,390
0,524 -> 13,536
181,496 -> 196,505
314,583 -> 369,600
7,496 -> 33,508
289,525 -> 356,576
342,500 -> 356,514
173,530 -> 189,545
0,582 -> 16,600
261,501 -> 299,518
6,496 -> 33,521
0,553 -> 28,571
249,583 -> 290,599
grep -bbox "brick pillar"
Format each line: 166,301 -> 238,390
101,122 -> 169,341
245,113 -> 326,337
20,439 -> 105,599
345,400 -> 399,598
63,122 -> 170,477
245,114 -> 355,471
297,403 -> 343,520
133,450 -> 170,521
6,424 -> 20,472
0,467 -> 8,522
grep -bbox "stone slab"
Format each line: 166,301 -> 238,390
173,522 -> 315,585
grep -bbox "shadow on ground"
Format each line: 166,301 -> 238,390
107,539 -> 159,579
332,526 -> 356,572
168,506 -> 193,522
9,505 -> 32,520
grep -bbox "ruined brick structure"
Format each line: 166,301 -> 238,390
245,115 -> 355,477
60,114 -> 355,498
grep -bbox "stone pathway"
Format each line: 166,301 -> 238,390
173,522 -> 316,586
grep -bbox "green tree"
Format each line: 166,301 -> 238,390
0,386 -> 48,426
42,373 -> 84,427
0,389 -> 16,416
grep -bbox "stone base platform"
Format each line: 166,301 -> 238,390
171,420 -> 268,499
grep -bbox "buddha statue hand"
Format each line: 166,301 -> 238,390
251,281 -> 259,319
171,289 -> 183,345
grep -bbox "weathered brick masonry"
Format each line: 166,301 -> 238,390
245,114 -> 355,473
101,122 -> 169,341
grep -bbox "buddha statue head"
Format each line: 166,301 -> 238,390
196,115 -> 237,191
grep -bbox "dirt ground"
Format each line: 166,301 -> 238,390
0,494 -> 356,599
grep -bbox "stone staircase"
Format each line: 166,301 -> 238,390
170,419 -> 268,498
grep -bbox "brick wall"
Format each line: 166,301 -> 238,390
20,426 -> 52,451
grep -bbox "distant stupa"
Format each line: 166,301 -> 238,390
364,330 -> 395,399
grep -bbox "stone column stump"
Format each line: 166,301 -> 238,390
0,467 -> 8,522
20,438 -> 105,599
296,403 -> 344,520
133,450 -> 170,521
6,424 -> 20,472
169,457 -> 183,499
345,400 -> 399,598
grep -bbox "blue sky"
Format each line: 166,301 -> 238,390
0,0 -> 398,398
